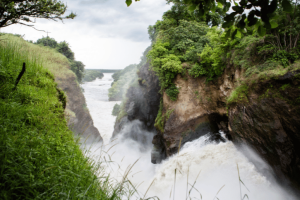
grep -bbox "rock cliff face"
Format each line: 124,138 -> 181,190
112,62 -> 162,158
228,70 -> 300,189
158,67 -> 300,189
56,75 -> 102,143
158,66 -> 242,157
112,61 -> 300,189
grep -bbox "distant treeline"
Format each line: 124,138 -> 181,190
87,69 -> 121,73
83,69 -> 104,82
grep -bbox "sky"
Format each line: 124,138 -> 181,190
1,0 -> 172,69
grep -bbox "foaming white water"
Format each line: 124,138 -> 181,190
148,135 -> 293,200
81,73 -> 120,141
82,73 -> 295,200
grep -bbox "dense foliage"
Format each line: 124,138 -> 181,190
36,36 -> 85,83
146,0 -> 300,103
127,0 -> 296,38
147,3 -> 224,100
0,0 -> 76,29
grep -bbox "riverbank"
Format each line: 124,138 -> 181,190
0,34 -> 126,199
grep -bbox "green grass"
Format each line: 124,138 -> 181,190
227,84 -> 249,105
0,35 -> 132,199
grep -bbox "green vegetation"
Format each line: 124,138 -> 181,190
128,0 -> 296,39
83,69 -> 104,82
116,99 -> 129,122
145,0 -> 300,107
90,69 -> 121,73
147,3 -> 224,99
112,103 -> 121,116
154,100 -> 165,133
36,36 -> 85,83
227,84 -> 249,105
0,34 -> 134,200
0,0 -> 76,28
154,100 -> 174,133
280,84 -> 291,90
109,64 -> 137,101
165,84 -> 180,101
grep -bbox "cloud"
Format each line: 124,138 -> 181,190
64,0 -> 171,42
1,0 -> 171,69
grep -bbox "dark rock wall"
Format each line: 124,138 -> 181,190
112,62 -> 161,139
229,70 -> 300,189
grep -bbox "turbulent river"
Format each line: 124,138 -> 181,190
82,73 -> 295,200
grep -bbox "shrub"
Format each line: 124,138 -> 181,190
165,84 -> 180,101
112,103 -> 121,116
227,84 -> 249,104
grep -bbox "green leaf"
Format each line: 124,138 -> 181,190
232,6 -> 243,13
236,30 -> 242,38
188,4 -> 197,11
247,10 -> 258,26
224,12 -> 237,21
217,2 -> 223,8
282,0 -> 293,12
223,2 -> 231,12
225,29 -> 231,39
211,3 -> 216,13
126,0 -> 132,7
270,20 -> 278,28
237,14 -> 246,29
258,25 -> 266,36
231,29 -> 237,39
239,0 -> 247,6
268,0 -> 277,13
222,20 -> 233,28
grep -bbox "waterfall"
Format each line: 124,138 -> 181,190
81,73 -> 296,200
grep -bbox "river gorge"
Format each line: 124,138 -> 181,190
81,73 -> 296,200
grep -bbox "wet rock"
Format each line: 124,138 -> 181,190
229,75 -> 300,190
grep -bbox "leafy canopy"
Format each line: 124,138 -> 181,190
0,0 -> 76,29
127,0 -> 296,37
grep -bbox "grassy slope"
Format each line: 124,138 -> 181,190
0,34 -> 121,199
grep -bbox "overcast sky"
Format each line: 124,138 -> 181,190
1,0 -> 172,69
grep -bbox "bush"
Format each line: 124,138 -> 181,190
165,84 -> 180,101
112,103 -> 121,116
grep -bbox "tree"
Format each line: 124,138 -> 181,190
36,36 -> 58,48
71,60 -> 85,83
126,0 -> 296,37
56,41 -> 74,60
0,0 -> 76,29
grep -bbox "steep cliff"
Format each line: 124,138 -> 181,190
156,65 -> 300,189
112,62 -> 161,137
56,75 -> 102,143
113,58 -> 300,190
157,66 -> 241,157
228,70 -> 300,189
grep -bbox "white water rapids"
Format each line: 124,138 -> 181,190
81,73 -> 295,200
